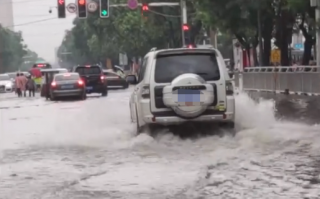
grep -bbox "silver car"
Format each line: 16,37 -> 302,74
0,74 -> 14,92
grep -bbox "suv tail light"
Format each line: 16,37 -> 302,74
100,75 -> 105,82
78,80 -> 84,86
141,85 -> 150,98
226,81 -> 233,95
51,81 -> 57,87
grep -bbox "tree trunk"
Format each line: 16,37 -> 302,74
262,22 -> 272,66
303,38 -> 313,65
280,11 -> 290,66
300,21 -> 313,65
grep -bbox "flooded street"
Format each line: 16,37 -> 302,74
1,89 -> 320,199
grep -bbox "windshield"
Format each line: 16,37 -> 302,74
0,75 -> 10,81
55,74 -> 79,81
154,53 -> 220,83
76,66 -> 101,75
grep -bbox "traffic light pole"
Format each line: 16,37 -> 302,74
180,0 -> 187,46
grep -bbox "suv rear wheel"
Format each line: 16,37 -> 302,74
220,122 -> 236,136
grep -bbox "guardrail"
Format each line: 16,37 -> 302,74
233,66 -> 320,95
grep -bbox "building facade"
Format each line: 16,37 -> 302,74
0,0 -> 14,30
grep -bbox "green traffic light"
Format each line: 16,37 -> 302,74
101,10 -> 108,16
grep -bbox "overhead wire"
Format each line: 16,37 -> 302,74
6,17 -> 59,28
0,0 -> 46,5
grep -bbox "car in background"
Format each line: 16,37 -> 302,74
114,65 -> 126,78
103,69 -> 128,89
0,74 -> 14,92
5,72 -> 16,90
72,65 -> 107,96
49,73 -> 86,100
39,68 -> 67,86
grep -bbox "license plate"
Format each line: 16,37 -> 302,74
61,85 -> 74,89
86,86 -> 93,90
176,89 -> 201,106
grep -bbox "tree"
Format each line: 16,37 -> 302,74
19,50 -> 41,71
193,0 -> 313,66
0,25 -> 27,72
58,0 -> 197,68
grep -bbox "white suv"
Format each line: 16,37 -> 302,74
126,47 -> 235,133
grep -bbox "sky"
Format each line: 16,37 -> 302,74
12,0 -> 76,62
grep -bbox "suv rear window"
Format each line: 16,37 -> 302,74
154,53 -> 220,83
75,66 -> 101,75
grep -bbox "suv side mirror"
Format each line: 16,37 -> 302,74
126,75 -> 137,84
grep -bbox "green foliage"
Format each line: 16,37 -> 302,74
194,0 -> 316,65
19,50 -> 40,71
58,0 -> 184,67
0,26 -> 28,72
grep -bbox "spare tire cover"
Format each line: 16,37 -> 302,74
163,73 -> 214,118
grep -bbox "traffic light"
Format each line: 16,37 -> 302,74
77,0 -> 87,18
57,0 -> 66,18
142,3 -> 149,11
100,0 -> 109,18
141,3 -> 149,18
182,24 -> 191,46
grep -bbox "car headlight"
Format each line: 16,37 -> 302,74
6,83 -> 12,87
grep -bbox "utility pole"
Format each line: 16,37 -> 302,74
180,0 -> 187,46
209,29 -> 217,48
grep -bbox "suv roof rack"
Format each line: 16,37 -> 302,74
149,47 -> 157,52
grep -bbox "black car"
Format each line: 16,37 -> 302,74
103,70 -> 128,89
50,73 -> 86,100
72,65 -> 107,96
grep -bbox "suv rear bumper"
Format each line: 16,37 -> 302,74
143,112 -> 234,126
138,96 -> 235,126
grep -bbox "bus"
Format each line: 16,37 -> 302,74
32,63 -> 52,68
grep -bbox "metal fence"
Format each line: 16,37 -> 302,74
234,66 -> 320,95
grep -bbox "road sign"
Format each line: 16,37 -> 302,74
270,49 -> 281,63
87,1 -> 98,12
66,3 -> 76,13
127,0 -> 138,9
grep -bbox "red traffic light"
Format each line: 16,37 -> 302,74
58,0 -> 64,5
142,4 -> 149,11
78,0 -> 85,5
182,24 -> 189,31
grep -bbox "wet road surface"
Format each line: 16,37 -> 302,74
1,89 -> 320,199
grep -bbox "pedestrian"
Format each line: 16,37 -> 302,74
29,65 -> 42,91
26,75 -> 36,97
19,73 -> 28,97
15,73 -> 22,97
